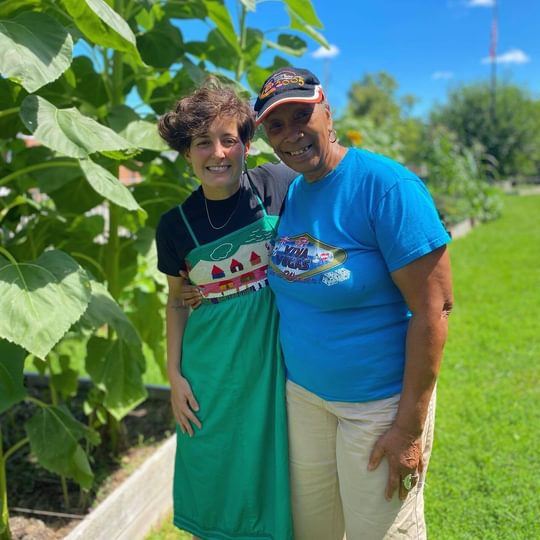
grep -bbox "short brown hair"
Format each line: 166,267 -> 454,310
158,79 -> 255,155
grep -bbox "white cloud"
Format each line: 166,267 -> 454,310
482,48 -> 531,64
432,71 -> 454,80
312,44 -> 340,59
467,0 -> 495,7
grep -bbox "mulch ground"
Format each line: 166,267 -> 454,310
3,383 -> 174,540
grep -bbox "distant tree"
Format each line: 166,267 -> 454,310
430,82 -> 540,179
346,71 -> 419,122
336,71 -> 423,165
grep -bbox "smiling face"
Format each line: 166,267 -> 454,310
185,116 -> 249,200
262,101 -> 336,182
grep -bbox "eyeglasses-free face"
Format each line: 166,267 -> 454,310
185,116 -> 250,200
262,102 -> 336,182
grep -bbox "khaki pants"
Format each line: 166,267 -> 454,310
286,381 -> 436,540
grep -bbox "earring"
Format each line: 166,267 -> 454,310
328,129 -> 337,143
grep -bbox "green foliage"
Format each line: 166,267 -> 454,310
0,341 -> 26,415
0,0 -> 327,534
427,195 -> 540,538
336,115 -> 406,162
86,336 -> 147,420
420,127 -> 503,225
25,404 -> 100,489
335,71 -> 423,165
145,514 -> 191,539
346,71 -> 413,124
0,12 -> 73,93
0,250 -> 92,359
20,95 -> 139,160
430,81 -> 540,178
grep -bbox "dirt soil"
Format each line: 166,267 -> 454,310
3,385 -> 174,540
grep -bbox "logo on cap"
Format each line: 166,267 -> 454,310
259,70 -> 306,100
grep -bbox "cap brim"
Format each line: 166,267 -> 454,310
255,86 -> 324,125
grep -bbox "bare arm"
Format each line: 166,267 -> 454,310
368,246 -> 453,500
166,274 -> 201,436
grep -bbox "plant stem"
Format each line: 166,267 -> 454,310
235,2 -> 248,81
0,247 -> 17,266
102,0 -> 127,456
0,161 -> 79,187
0,108 -> 19,120
0,431 -> 13,540
71,252 -> 107,281
61,476 -> 70,509
26,396 -> 49,409
107,204 -> 120,300
3,438 -> 29,464
106,4 -> 125,302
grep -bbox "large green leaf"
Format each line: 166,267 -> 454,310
137,18 -> 184,68
126,288 -> 165,376
181,57 -> 208,87
242,28 -> 264,65
47,174 -> 103,214
79,158 -> 143,211
86,336 -> 147,420
0,339 -> 26,414
120,120 -> 168,152
70,57 -> 109,108
205,28 -> 238,71
266,33 -> 308,57
0,11 -> 73,93
9,147 -> 81,193
284,0 -> 323,28
25,405 -> 99,489
0,0 -> 42,18
107,104 -> 139,131
289,13 -> 329,48
61,0 -> 141,60
80,279 -> 142,345
50,363 -> 79,400
0,194 -> 42,223
0,73 -> 26,138
0,250 -> 92,359
205,0 -> 240,54
163,0 -> 207,20
20,95 -> 138,160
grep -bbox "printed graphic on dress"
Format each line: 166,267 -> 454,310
187,235 -> 274,301
270,232 -> 348,283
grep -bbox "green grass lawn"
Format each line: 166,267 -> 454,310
145,515 -> 189,540
146,195 -> 540,540
426,195 -> 540,539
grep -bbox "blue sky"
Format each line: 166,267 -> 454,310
217,0 -> 539,117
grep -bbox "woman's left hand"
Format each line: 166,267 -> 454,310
179,270 -> 203,309
367,424 -> 423,501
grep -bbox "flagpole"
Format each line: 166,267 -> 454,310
490,0 -> 498,126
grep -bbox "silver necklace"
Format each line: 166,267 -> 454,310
204,190 -> 242,230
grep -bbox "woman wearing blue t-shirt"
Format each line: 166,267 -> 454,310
253,68 -> 454,540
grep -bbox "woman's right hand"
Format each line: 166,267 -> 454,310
170,371 -> 201,436
179,270 -> 203,309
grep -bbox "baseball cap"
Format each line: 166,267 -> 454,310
254,67 -> 324,124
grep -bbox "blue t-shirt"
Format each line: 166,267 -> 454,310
268,148 -> 451,402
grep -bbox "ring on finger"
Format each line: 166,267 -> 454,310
402,472 -> 419,491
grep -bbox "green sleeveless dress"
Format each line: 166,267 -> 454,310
172,197 -> 293,540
